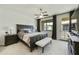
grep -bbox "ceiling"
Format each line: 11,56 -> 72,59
0,4 -> 78,18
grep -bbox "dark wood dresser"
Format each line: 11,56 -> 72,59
68,35 -> 79,55
5,34 -> 19,46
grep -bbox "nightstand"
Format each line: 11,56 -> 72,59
5,34 -> 19,46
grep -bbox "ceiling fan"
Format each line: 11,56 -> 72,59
34,8 -> 49,19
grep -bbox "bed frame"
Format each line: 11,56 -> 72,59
16,24 -> 48,52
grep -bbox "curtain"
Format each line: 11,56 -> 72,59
52,15 -> 57,39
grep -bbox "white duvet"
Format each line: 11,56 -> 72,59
18,32 -> 47,47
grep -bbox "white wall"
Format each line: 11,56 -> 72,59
57,13 -> 69,40
0,5 -> 36,45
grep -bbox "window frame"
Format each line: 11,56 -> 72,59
42,20 -> 53,31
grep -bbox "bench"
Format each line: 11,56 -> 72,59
35,37 -> 52,53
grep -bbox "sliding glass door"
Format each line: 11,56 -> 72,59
61,16 -> 70,41
41,20 -> 53,37
43,22 -> 53,31
56,13 -> 70,40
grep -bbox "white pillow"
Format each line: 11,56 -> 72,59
22,29 -> 32,33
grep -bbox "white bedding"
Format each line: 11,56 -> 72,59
18,32 -> 47,47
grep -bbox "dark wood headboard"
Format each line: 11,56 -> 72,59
16,24 -> 34,33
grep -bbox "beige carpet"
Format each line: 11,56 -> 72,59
0,40 -> 68,55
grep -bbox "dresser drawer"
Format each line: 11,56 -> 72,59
5,34 -> 19,46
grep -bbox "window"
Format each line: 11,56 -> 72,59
63,24 -> 69,31
44,23 -> 47,30
63,23 -> 76,31
43,21 -> 53,31
71,19 -> 77,31
71,23 -> 76,30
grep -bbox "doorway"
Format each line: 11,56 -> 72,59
57,13 -> 70,41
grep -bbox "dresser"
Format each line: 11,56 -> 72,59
68,33 -> 79,55
5,34 -> 19,46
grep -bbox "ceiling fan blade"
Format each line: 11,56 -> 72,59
43,14 -> 48,16
34,14 -> 40,16
44,11 -> 47,13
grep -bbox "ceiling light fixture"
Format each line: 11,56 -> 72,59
34,8 -> 48,19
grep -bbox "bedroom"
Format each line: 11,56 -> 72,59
0,4 -> 79,55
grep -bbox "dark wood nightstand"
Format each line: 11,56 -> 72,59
5,34 -> 19,46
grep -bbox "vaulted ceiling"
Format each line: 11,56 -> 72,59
0,4 -> 78,19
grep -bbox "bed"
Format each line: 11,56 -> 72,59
16,24 -> 48,52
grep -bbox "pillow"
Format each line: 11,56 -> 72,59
23,30 -> 29,33
22,29 -> 32,33
20,29 -> 28,33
